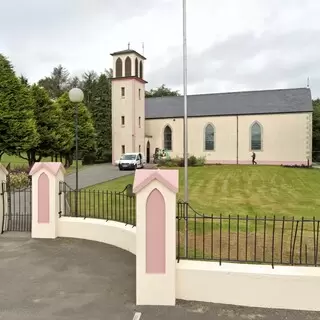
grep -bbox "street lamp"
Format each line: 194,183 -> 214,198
182,0 -> 189,257
69,88 -> 84,217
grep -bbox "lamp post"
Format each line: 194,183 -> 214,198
68,88 -> 84,217
182,0 -> 189,257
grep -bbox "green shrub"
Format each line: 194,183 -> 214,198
195,156 -> 206,166
9,164 -> 30,174
82,153 -> 96,165
102,151 -> 112,163
95,150 -> 112,163
188,155 -> 197,166
157,155 -> 206,167
8,172 -> 30,190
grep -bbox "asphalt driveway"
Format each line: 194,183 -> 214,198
0,234 -> 319,320
65,163 -> 133,189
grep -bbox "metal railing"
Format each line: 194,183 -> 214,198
58,182 -> 136,226
1,180 -> 32,232
177,201 -> 320,268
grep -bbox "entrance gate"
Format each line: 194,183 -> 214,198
1,179 -> 32,233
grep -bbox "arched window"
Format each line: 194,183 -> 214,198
115,58 -> 123,77
164,126 -> 172,151
125,57 -> 132,77
250,122 -> 262,151
204,124 -> 215,151
135,58 -> 139,77
139,61 -> 143,79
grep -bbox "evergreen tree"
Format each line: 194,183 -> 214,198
0,54 -> 39,160
20,85 -> 73,165
19,75 -> 29,87
38,65 -> 70,99
312,99 -> 320,161
146,84 -> 180,97
82,71 -> 98,111
56,93 -> 96,167
90,72 -> 112,160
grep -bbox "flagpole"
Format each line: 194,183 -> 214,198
183,0 -> 189,257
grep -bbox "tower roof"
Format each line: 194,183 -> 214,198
110,49 -> 146,60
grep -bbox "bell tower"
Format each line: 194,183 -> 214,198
111,48 -> 147,164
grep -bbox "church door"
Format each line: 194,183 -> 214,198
146,141 -> 150,164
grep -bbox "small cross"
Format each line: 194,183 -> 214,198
128,42 -> 130,50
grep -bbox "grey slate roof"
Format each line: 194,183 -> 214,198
145,88 -> 313,119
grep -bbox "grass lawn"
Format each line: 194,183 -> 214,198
86,165 -> 320,219
1,153 -> 82,173
64,165 -> 320,266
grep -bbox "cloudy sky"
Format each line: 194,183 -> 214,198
1,0 -> 320,97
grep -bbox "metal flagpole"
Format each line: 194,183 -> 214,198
183,0 -> 189,257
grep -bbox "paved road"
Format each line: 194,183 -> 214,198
65,163 -> 133,189
0,234 -> 319,320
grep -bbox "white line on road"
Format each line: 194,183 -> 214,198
133,312 -> 142,320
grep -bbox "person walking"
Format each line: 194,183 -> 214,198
251,152 -> 257,165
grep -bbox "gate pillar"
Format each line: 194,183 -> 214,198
0,164 -> 8,234
133,169 -> 178,306
29,163 -> 65,239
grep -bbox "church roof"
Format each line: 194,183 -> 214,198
145,87 -> 312,119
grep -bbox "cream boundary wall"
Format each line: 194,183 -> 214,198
29,165 -> 320,311
176,260 -> 320,311
57,217 -> 136,254
145,112 -> 312,165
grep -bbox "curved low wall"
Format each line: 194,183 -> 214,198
57,217 -> 136,255
176,260 -> 320,311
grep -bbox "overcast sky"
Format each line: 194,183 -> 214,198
1,0 -> 320,97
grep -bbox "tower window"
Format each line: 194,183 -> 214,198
139,89 -> 141,100
125,56 -> 132,77
121,87 -> 125,98
139,145 -> 141,152
121,116 -> 125,126
135,58 -> 139,77
121,145 -> 125,154
138,116 -> 141,128
116,57 -> 123,77
139,61 -> 143,79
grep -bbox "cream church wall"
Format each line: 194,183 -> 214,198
145,118 -> 184,159
145,112 -> 312,165
237,113 -> 312,164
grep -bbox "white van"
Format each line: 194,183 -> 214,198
118,153 -> 146,170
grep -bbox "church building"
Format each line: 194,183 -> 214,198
111,48 -> 313,166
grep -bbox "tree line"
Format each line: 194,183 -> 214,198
312,99 -> 320,160
0,54 -> 179,167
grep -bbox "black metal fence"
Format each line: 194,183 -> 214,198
177,202 -> 320,268
1,180 -> 32,232
58,182 -> 136,226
